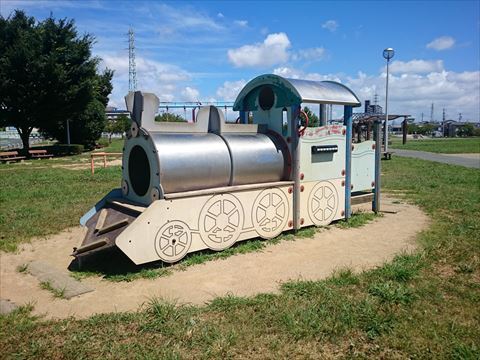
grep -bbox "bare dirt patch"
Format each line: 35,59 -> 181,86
52,159 -> 122,170
0,197 -> 428,319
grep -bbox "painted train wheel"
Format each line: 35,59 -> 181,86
308,181 -> 339,226
252,188 -> 288,239
199,194 -> 244,251
154,221 -> 192,263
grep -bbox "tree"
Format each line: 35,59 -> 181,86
105,114 -> 131,142
0,10 -> 113,150
407,123 -> 436,135
155,113 -> 187,122
457,123 -> 474,137
302,106 -> 320,127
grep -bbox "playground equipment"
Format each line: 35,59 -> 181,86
73,74 -> 378,264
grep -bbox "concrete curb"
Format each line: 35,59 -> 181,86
27,260 -> 94,299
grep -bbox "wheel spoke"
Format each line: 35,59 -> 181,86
258,204 -> 268,211
273,215 -> 283,222
159,236 -> 170,250
225,206 -> 237,216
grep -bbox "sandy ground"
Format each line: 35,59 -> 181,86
0,159 -> 122,171
0,198 -> 428,319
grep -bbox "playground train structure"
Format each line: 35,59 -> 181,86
73,74 -> 381,265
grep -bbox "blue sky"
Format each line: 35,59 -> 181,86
1,0 -> 479,121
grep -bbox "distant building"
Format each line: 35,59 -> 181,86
106,106 -> 130,121
364,100 -> 382,115
443,120 -> 480,137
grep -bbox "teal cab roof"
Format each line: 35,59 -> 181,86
233,74 -> 361,111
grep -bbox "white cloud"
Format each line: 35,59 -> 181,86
162,4 -> 224,31
292,47 -> 326,62
217,12 -> 224,18
234,20 -> 248,27
270,64 -> 479,121
388,59 -> 444,74
216,80 -> 247,100
227,33 -> 291,68
99,53 -> 194,106
273,67 -> 341,82
181,86 -> 200,102
347,69 -> 479,121
426,36 -> 455,50
322,20 -> 338,32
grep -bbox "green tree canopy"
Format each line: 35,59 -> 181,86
456,123 -> 475,137
0,10 -> 113,150
302,106 -> 320,127
155,113 -> 187,123
105,114 -> 131,142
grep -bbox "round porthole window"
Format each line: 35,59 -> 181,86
128,145 -> 151,197
259,86 -> 274,110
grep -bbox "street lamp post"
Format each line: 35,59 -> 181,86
383,47 -> 394,155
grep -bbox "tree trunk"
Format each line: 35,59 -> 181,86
16,127 -> 32,152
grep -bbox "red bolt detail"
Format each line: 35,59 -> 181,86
300,173 -> 304,180
351,184 -> 354,190
341,169 -> 345,176
341,210 -> 345,216
372,144 -> 376,150
341,180 -> 345,187
300,185 -> 304,192
288,220 -> 293,227
300,218 -> 305,225
352,145 -> 355,151
342,129 -> 346,135
371,181 -> 375,187
288,187 -> 293,194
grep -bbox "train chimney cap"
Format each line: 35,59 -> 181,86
233,74 -> 361,111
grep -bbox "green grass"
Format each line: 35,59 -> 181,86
0,165 -> 121,252
95,138 -> 125,152
39,281 -> 66,299
391,137 -> 480,153
336,211 -> 381,228
93,138 -> 125,153
1,157 -> 479,358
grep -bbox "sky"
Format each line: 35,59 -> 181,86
1,0 -> 480,122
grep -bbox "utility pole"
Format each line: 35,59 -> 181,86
458,113 -> 462,121
421,112 -> 424,122
430,103 -> 434,123
128,28 -> 137,92
382,47 -> 395,155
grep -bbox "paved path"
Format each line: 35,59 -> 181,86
394,149 -> 480,169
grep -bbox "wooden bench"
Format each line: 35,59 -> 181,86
28,149 -> 53,159
0,151 -> 26,163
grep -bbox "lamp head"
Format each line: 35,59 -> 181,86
383,48 -> 395,60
